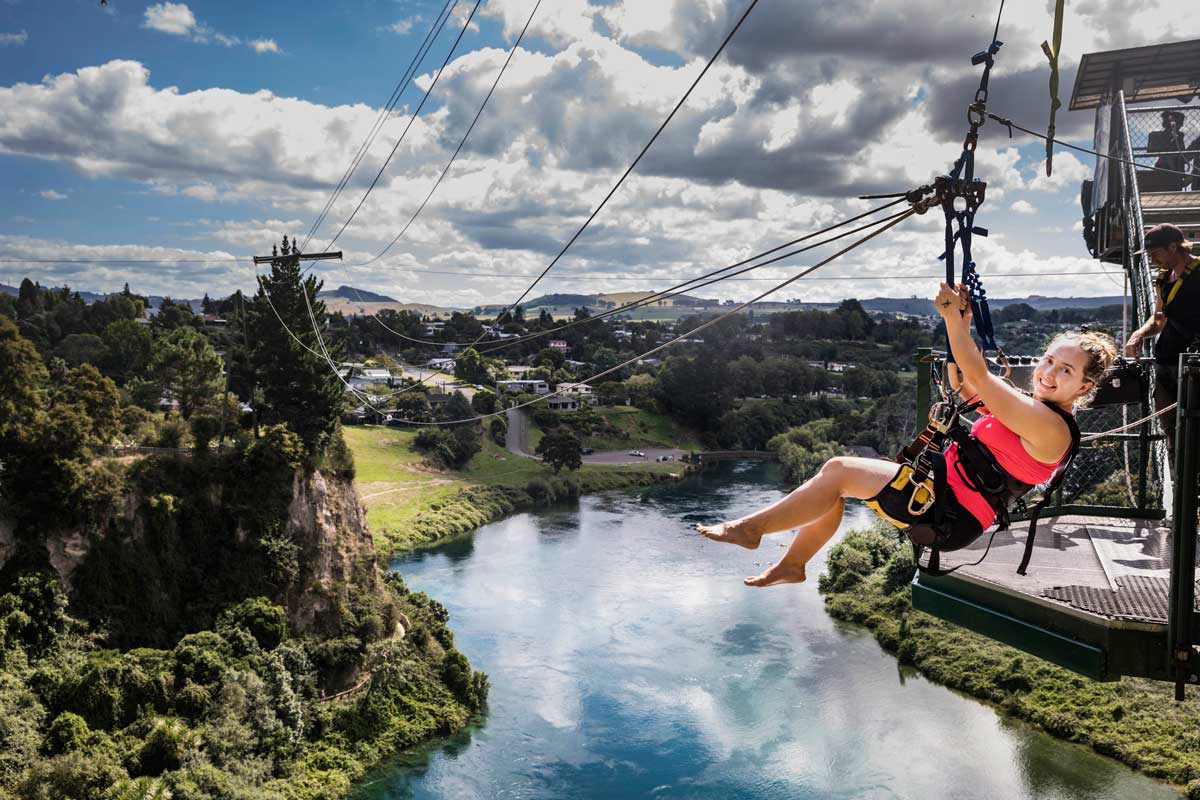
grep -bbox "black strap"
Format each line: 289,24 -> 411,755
1016,403 -> 1081,575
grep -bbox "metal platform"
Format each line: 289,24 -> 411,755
912,515 -> 1189,682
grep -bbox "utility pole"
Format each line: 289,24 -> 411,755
250,237 -> 342,438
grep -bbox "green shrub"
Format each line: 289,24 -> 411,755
218,597 -> 287,652
44,712 -> 90,755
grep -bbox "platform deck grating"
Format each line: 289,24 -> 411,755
926,515 -> 1186,625
1043,576 -> 1171,622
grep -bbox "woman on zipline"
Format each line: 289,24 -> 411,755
696,282 -> 1117,586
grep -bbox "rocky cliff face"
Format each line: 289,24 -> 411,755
285,469 -> 381,637
8,461 -> 387,651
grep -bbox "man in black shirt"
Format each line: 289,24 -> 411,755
1125,223 -> 1200,462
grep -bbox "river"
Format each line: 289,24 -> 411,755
357,461 -> 1179,799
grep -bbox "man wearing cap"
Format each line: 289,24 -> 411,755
1125,223 -> 1200,461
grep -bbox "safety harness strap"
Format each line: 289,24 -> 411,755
1016,403 -> 1081,575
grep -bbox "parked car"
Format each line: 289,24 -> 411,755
628,450 -> 645,458
582,447 -> 594,455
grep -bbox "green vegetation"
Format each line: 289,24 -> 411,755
820,526 -> 1200,792
343,426 -> 683,553
0,571 -> 485,800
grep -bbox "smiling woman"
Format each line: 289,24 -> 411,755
696,283 -> 1118,587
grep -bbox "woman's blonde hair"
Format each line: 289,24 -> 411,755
1043,330 -> 1118,407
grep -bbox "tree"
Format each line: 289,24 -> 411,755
249,236 -> 345,453
151,327 -> 224,419
536,428 -> 582,473
101,319 -> 152,384
536,347 -> 565,369
471,390 -> 498,415
153,297 -> 198,331
55,333 -> 107,367
454,348 -> 488,383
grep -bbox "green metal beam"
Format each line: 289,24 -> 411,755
913,582 -> 1110,679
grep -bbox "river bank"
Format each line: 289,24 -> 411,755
344,425 -> 686,553
359,461 -> 1177,799
820,524 -> 1200,796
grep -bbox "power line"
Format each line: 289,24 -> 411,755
300,0 -> 459,253
349,0 -> 543,268
319,0 -> 485,253
482,0 -> 764,330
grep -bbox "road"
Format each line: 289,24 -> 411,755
506,407 -> 532,457
398,366 -> 476,399
504,408 -> 685,465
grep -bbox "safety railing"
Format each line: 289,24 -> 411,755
1123,103 -> 1200,194
1115,92 -> 1176,504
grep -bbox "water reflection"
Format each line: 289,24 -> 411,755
369,462 -> 1177,800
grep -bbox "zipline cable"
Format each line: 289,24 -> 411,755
474,0 -> 763,339
382,209 -> 918,425
370,197 -> 909,347
987,111 -> 1199,180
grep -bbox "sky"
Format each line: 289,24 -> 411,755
0,0 -> 1195,307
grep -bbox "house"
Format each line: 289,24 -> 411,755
422,321 -> 446,336
202,314 -> 227,326
426,357 -> 456,371
564,359 -> 588,370
497,379 -> 550,395
559,382 -> 597,405
427,393 -> 453,408
548,339 -> 570,352
547,397 -> 580,411
613,330 -> 633,341
361,368 -> 392,383
506,365 -> 536,377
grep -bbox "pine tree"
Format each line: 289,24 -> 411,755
249,236 -> 344,453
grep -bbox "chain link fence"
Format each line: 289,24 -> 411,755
1124,104 -> 1200,194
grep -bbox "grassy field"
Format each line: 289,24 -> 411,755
556,405 -> 703,451
343,425 -> 684,553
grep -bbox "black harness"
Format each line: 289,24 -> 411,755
869,388 -> 1081,577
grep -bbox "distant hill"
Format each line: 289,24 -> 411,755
318,285 -> 397,303
853,296 -> 1125,315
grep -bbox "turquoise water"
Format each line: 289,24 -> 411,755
359,462 -> 1179,799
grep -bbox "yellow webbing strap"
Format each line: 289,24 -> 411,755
1041,0 -> 1065,176
864,465 -> 935,530
1159,257 -> 1200,308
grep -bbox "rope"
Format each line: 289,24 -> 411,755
1041,0 -> 1065,176
1080,402 -> 1176,443
987,112 -> 1198,180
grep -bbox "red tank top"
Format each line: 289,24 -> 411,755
944,413 -> 1065,528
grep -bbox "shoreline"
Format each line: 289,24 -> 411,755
820,525 -> 1200,797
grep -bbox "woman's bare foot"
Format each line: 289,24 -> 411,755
744,560 -> 806,587
694,521 -> 761,550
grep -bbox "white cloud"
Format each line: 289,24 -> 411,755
142,3 -> 196,36
1010,200 -> 1036,214
1027,152 -> 1094,192
215,33 -> 241,47
39,190 -> 67,200
386,19 -> 415,35
181,183 -> 219,202
0,30 -> 27,46
250,38 -> 280,54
